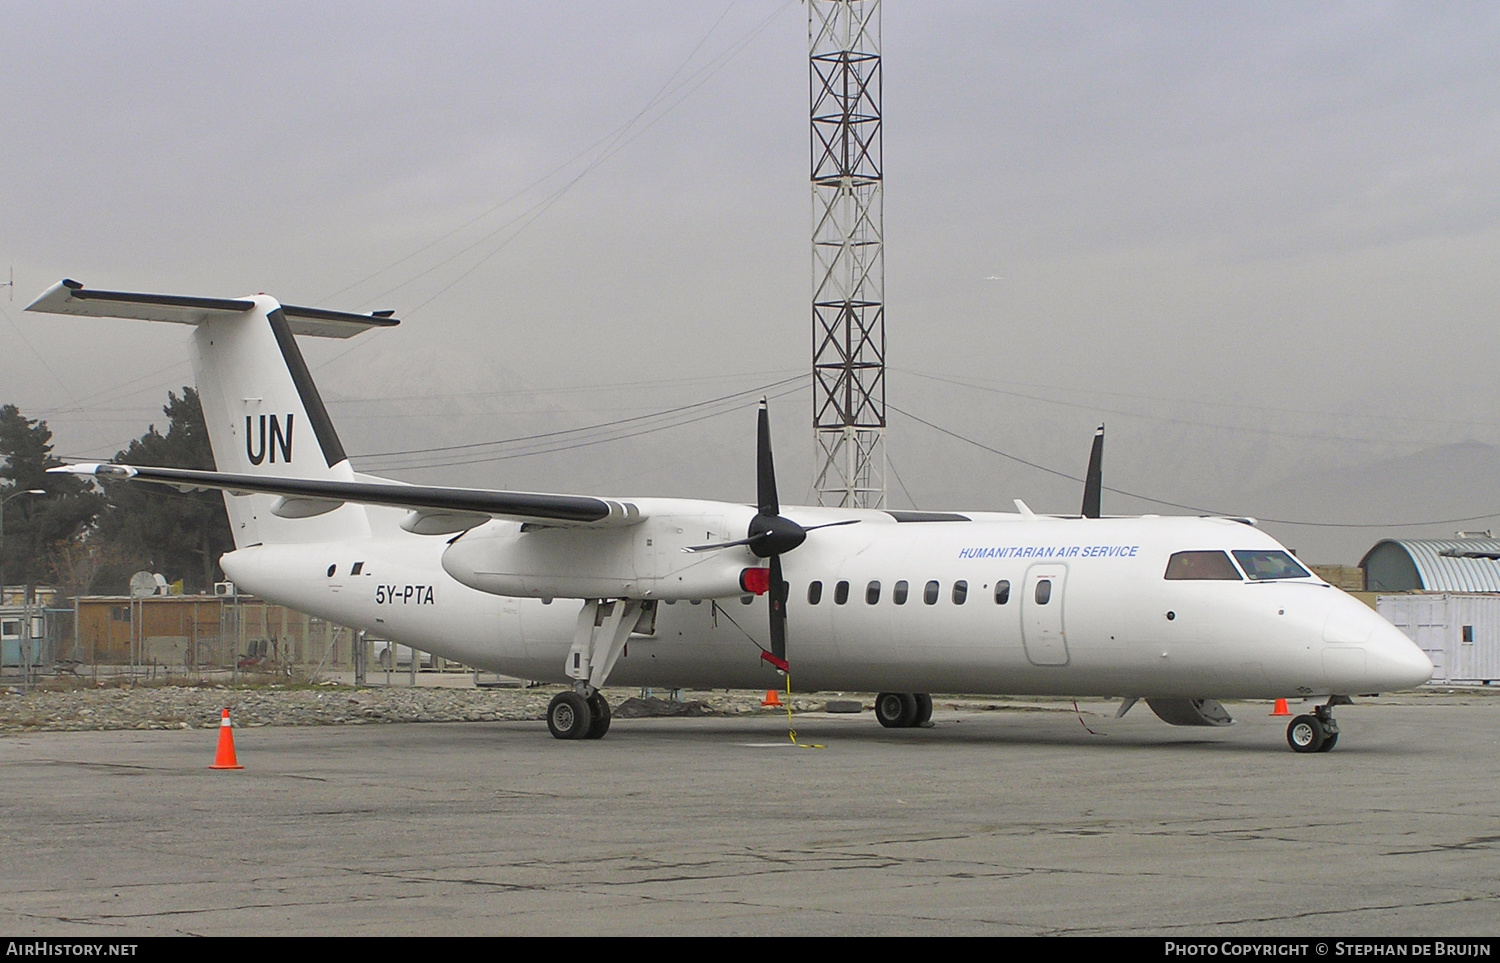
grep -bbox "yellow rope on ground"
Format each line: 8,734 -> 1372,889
783,672 -> 825,749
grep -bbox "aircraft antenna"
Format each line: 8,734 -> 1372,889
2,267 -> 12,301
810,0 -> 885,509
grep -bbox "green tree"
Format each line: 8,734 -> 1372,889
92,388 -> 234,593
0,404 -> 103,592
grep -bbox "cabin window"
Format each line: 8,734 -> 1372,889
807,581 -> 823,605
1035,579 -> 1052,605
866,580 -> 881,604
1231,550 -> 1312,581
923,580 -> 939,605
1164,551 -> 1241,580
834,580 -> 850,605
994,580 -> 1011,605
327,564 -> 337,577
893,580 -> 909,605
952,580 -> 968,604
351,561 -> 364,576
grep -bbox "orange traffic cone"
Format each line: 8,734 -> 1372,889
761,689 -> 783,707
1270,699 -> 1291,717
210,708 -> 244,770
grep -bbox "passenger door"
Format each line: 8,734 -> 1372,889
1021,563 -> 1069,666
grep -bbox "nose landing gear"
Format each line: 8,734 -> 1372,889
1286,703 -> 1341,753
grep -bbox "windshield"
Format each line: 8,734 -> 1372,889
1232,550 -> 1312,581
1164,550 -> 1242,580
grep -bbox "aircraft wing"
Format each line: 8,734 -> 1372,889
51,463 -> 643,532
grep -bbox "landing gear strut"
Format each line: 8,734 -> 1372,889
875,692 -> 933,729
1286,703 -> 1341,753
547,598 -> 641,741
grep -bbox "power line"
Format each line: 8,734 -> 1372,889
890,403 -> 1500,530
358,375 -> 808,470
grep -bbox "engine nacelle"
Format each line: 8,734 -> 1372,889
440,501 -> 759,601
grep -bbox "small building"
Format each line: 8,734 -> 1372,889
1360,537 -> 1500,592
1377,594 -> 1500,685
0,605 -> 46,667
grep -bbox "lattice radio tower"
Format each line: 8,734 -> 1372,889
810,0 -> 885,509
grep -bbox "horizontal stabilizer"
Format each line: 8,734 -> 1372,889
25,280 -> 399,339
50,463 -> 644,531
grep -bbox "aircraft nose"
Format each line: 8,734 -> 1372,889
1369,617 -> 1433,691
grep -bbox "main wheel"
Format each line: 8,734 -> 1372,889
547,691 -> 594,740
875,692 -> 918,729
1286,714 -> 1326,753
1317,729 -> 1339,752
913,693 -> 934,726
586,692 -> 612,739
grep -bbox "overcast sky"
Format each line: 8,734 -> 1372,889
3,1 -> 1499,563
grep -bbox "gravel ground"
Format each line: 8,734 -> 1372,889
0,679 -> 1492,733
0,680 -> 851,732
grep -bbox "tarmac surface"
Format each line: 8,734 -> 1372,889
2,693 -> 1498,937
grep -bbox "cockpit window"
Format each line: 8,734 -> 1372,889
1164,550 -> 1242,580
1232,550 -> 1311,581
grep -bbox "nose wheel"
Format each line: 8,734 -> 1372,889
1286,705 -> 1340,753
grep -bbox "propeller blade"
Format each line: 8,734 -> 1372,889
682,534 -> 764,554
801,518 -> 860,534
684,518 -> 855,553
1081,423 -> 1104,519
767,553 -> 788,668
757,398 -> 779,517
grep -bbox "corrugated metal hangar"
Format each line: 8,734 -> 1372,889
1360,537 -> 1500,684
1361,537 -> 1500,592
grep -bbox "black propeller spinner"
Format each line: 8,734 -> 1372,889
1081,423 -> 1104,519
683,399 -> 855,671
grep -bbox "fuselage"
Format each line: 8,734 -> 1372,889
221,505 -> 1433,699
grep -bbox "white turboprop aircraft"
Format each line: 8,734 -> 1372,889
30,280 -> 1432,751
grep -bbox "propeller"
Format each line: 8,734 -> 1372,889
1081,423 -> 1104,519
683,399 -> 855,671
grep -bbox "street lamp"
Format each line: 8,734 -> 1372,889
0,489 -> 46,606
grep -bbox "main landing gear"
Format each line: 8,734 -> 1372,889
547,689 -> 613,741
1286,700 -> 1344,753
548,598 -> 642,740
875,692 -> 934,729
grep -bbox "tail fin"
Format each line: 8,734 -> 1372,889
26,280 -> 397,548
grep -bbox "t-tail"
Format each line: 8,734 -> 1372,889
25,279 -> 398,548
